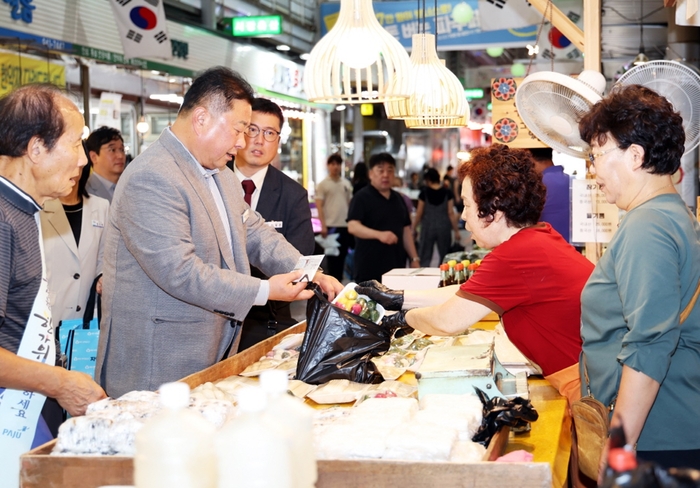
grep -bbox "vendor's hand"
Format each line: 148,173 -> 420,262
356,280 -> 404,311
409,260 -> 420,269
55,369 -> 107,416
268,270 -> 314,301
313,271 -> 343,301
454,230 -> 461,242
96,276 -> 103,295
377,231 -> 398,245
320,223 -> 328,238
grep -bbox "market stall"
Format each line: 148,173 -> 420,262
20,321 -> 569,488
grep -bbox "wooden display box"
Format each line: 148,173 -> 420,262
21,323 -> 552,488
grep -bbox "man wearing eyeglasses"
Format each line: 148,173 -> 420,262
232,98 -> 315,350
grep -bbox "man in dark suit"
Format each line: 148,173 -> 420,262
233,98 -> 315,349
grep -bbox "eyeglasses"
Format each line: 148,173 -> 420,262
588,146 -> 620,164
244,125 -> 280,142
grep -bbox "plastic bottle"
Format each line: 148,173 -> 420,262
454,263 -> 465,285
438,263 -> 451,287
134,382 -> 217,488
259,370 -> 317,488
216,386 -> 292,488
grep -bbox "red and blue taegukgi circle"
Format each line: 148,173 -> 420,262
130,6 -> 158,30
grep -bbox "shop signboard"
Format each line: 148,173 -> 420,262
95,92 -> 123,130
0,52 -> 64,97
231,15 -> 283,37
319,0 -> 538,50
571,179 -> 620,244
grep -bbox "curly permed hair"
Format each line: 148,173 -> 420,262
579,84 -> 684,175
458,144 -> 545,227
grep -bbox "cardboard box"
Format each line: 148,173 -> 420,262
382,267 -> 441,291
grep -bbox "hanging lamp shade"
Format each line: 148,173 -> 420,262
384,34 -> 469,128
304,0 -> 411,104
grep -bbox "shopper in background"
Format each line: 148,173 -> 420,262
360,145 -> 593,403
41,155 -> 110,325
529,147 -> 571,242
579,84 -> 700,472
315,153 -> 353,281
408,171 -> 421,190
0,85 -> 106,464
232,97 -> 314,350
348,153 -> 420,282
414,168 -> 460,267
351,161 -> 369,195
85,126 -> 126,203
96,67 -> 342,398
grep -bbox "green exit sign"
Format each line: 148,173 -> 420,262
464,88 -> 485,99
232,15 -> 283,37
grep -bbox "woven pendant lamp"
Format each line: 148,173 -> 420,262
384,34 -> 469,128
303,0 -> 411,104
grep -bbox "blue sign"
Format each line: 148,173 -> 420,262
0,27 -> 72,52
319,0 -> 537,51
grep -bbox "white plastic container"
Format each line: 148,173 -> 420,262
259,370 -> 317,488
216,386 -> 292,488
134,382 -> 217,488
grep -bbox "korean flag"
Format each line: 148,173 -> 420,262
110,0 -> 172,60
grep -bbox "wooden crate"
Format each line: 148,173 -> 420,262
21,322 -> 552,488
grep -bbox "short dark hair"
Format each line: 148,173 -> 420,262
85,126 -> 123,156
528,147 -> 553,162
579,84 -> 685,175
179,66 -> 255,116
251,97 -> 284,129
423,168 -> 441,184
327,153 -> 343,165
0,84 -> 66,157
368,152 -> 396,169
458,144 -> 545,227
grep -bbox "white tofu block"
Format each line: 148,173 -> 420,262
449,440 -> 487,463
384,422 -> 457,461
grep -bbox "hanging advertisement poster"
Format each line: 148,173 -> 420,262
95,92 -> 123,131
319,0 -> 538,50
0,53 -> 65,97
571,179 -> 620,244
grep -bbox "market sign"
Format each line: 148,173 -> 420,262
232,15 -> 283,37
0,53 -> 64,97
464,88 -> 484,99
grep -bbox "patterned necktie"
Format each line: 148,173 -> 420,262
241,179 -> 256,206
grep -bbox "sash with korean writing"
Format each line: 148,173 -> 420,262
0,213 -> 54,487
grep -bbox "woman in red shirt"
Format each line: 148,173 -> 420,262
359,144 -> 593,403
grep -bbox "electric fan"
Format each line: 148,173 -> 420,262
515,70 -> 606,158
618,60 -> 700,155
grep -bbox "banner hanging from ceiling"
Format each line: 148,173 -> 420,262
0,53 -> 65,97
109,0 -> 172,60
319,0 -> 539,50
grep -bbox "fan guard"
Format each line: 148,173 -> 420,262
515,71 -> 605,158
617,60 -> 700,155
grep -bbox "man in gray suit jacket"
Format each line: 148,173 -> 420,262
232,98 -> 315,349
96,67 -> 342,398
84,127 -> 126,203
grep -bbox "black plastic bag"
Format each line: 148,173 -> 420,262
295,283 -> 393,384
471,388 -> 539,447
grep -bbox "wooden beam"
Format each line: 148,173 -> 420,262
528,0 -> 584,52
582,0 -> 602,72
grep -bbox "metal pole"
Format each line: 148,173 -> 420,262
80,62 -> 91,129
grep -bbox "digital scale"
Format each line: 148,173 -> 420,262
414,343 -> 529,401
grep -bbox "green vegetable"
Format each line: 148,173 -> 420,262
360,309 -> 371,320
367,300 -> 377,311
371,310 -> 380,322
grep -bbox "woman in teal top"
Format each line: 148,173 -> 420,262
579,84 -> 700,474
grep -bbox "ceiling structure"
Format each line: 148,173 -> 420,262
163,0 -> 694,90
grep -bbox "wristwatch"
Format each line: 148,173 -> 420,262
411,257 -> 420,262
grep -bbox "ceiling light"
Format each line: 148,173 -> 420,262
335,105 -> 347,111
304,0 -> 410,104
136,116 -> 150,134
299,53 -> 310,61
276,44 -> 290,51
385,34 -> 469,129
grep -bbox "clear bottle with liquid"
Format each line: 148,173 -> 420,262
216,386 -> 292,488
259,370 -> 317,488
134,382 -> 217,488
